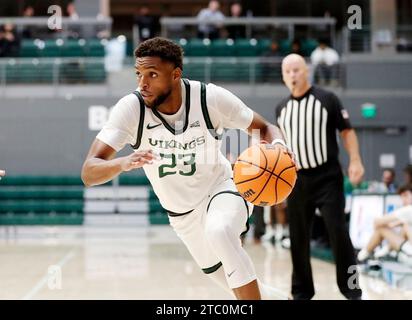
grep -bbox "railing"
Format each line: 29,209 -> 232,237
0,56 -> 345,97
0,16 -> 112,39
180,56 -> 344,86
159,16 -> 336,45
343,25 -> 412,54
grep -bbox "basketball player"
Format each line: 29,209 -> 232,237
82,37 -> 292,300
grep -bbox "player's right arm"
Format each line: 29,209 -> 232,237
81,94 -> 155,187
81,140 -> 155,187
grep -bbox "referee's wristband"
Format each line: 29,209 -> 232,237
271,139 -> 287,148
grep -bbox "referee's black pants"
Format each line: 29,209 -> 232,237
287,161 -> 362,300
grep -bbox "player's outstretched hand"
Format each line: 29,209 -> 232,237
0,170 -> 5,177
265,139 -> 297,169
120,150 -> 159,172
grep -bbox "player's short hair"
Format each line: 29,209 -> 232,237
134,37 -> 183,70
398,184 -> 412,195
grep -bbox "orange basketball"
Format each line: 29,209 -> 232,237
233,143 -> 297,206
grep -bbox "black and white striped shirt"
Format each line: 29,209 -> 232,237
275,86 -> 352,170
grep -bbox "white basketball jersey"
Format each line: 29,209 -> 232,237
131,79 -> 232,213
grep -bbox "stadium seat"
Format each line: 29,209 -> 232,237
84,61 -> 106,83
119,175 -> 150,185
86,39 -> 106,57
211,39 -> 235,57
0,189 -> 83,200
183,61 -> 207,82
234,39 -> 259,57
0,200 -> 83,213
20,40 -> 41,57
257,38 -> 272,55
278,39 -> 292,56
40,39 -> 63,57
186,39 -> 211,57
60,39 -> 87,57
0,176 -> 84,186
301,38 -> 319,56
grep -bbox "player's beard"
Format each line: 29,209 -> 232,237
147,88 -> 172,109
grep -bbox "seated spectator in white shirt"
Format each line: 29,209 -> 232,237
310,39 -> 340,86
357,184 -> 412,266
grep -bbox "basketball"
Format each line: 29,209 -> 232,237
233,144 -> 297,206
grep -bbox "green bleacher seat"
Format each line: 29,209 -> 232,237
59,61 -> 85,83
257,39 -> 272,55
6,60 -> 53,83
40,39 -> 62,57
0,213 -> 84,225
61,39 -> 87,57
86,39 -> 105,57
186,39 -> 211,57
148,200 -> 168,224
301,38 -> 319,56
0,176 -> 85,226
0,176 -> 84,186
0,200 -> 83,213
119,175 -> 150,185
278,39 -> 292,56
211,39 -> 235,56
175,38 -> 190,56
20,40 -> 41,57
183,61 -> 207,82
234,39 -> 259,57
210,61 -> 239,82
0,189 -> 83,200
84,61 -> 106,83
0,201 -> 84,214
19,39 -> 105,58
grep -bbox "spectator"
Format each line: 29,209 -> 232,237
310,39 -> 340,86
134,6 -> 157,42
65,2 -> 80,38
66,2 -> 79,20
404,164 -> 412,184
197,0 -> 225,40
261,40 -> 281,83
21,5 -> 35,39
381,168 -> 397,193
0,23 -> 21,57
23,5 -> 34,17
291,39 -> 303,55
357,184 -> 412,266
227,2 -> 246,39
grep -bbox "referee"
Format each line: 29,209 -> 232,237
276,54 -> 364,300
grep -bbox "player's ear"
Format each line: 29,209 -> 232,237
173,67 -> 182,81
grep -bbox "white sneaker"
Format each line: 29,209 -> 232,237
281,237 -> 291,249
357,249 -> 372,263
398,251 -> 412,267
374,245 -> 391,259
